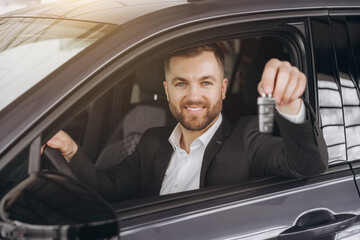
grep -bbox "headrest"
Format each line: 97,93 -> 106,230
243,37 -> 291,110
136,59 -> 166,97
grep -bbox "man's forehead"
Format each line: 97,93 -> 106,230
169,51 -> 216,64
168,52 -> 220,72
164,51 -> 224,82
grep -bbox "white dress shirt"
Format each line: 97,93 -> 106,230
160,114 -> 223,195
160,101 -> 306,195
276,100 -> 306,124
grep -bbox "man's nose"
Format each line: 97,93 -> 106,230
186,84 -> 202,101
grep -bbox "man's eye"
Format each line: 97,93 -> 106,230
202,81 -> 212,86
175,82 -> 185,87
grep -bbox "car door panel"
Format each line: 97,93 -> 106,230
119,171 -> 359,239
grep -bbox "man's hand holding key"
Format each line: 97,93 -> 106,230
257,58 -> 306,133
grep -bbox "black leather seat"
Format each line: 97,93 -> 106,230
243,37 -> 291,112
95,59 -> 174,169
224,37 -> 291,122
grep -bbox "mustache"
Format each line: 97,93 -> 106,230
181,101 -> 209,108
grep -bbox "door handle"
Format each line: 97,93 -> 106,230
279,209 -> 357,240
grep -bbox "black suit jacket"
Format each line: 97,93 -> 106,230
69,110 -> 328,202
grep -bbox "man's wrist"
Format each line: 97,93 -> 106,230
276,99 -> 306,124
64,144 -> 78,162
276,98 -> 303,115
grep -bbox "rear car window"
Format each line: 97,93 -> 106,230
312,17 -> 360,164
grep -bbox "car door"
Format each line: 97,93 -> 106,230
112,13 -> 360,240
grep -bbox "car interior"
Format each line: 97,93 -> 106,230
0,35 -> 305,201
0,35 -> 299,198
61,36 -> 295,170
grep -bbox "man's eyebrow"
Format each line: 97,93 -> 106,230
199,75 -> 216,81
170,75 -> 217,83
171,77 -> 187,83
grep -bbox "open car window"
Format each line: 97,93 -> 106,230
60,36 -> 297,173
0,19 -> 348,204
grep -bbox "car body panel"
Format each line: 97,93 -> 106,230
117,171 -> 360,239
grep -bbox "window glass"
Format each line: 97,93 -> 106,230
331,17 -> 360,162
311,18 -> 347,164
0,18 -> 116,111
312,17 -> 360,164
347,16 -> 360,83
346,16 -> 360,161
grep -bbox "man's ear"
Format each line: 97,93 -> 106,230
222,78 -> 228,100
163,80 -> 169,101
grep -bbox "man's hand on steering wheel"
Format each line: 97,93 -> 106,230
46,130 -> 78,162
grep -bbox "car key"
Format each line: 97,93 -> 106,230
257,93 -> 276,133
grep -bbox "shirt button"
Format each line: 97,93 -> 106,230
175,184 -> 178,188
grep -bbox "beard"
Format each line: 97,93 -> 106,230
169,98 -> 222,131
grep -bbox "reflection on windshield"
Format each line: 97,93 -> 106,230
0,18 -> 115,111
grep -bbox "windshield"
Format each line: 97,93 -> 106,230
0,18 -> 116,111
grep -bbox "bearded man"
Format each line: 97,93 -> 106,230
46,44 -> 328,201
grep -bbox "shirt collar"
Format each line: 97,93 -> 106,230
168,113 -> 223,150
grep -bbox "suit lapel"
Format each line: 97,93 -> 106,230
153,140 -> 173,194
200,117 -> 232,187
151,117 -> 232,192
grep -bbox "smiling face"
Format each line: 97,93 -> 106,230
164,51 -> 227,132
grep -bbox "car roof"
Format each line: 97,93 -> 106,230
2,0 -> 360,26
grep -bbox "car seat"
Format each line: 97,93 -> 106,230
242,37 -> 291,113
95,59 -> 175,169
222,37 -> 292,122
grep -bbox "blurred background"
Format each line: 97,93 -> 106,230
0,0 -> 59,15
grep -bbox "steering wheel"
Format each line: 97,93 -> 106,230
43,146 -> 76,179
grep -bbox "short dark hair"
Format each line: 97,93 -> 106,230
163,43 -> 225,75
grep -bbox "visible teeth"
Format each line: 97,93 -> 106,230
186,107 -> 202,111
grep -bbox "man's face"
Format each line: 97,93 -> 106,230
163,51 -> 228,132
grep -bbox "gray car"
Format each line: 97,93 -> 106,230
0,0 -> 359,239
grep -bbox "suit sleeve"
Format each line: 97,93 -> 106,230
243,104 -> 328,178
68,137 -> 143,202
